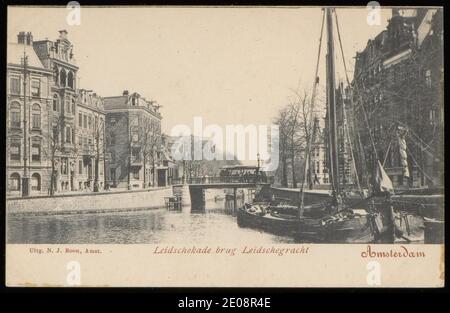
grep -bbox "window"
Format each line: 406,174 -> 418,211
425,69 -> 432,88
31,80 -> 40,97
78,160 -> 83,175
10,140 -> 21,161
54,66 -> 59,86
10,77 -> 20,94
79,113 -> 82,127
66,100 -> 71,114
65,126 -> 71,143
110,133 -> 116,145
53,94 -> 59,111
132,130 -> 139,142
60,69 -> 66,87
72,99 -> 76,114
31,173 -> 41,191
68,71 -> 74,89
132,147 -> 140,161
32,104 -> 41,129
83,115 -> 87,128
32,142 -> 41,161
9,173 -> 20,191
61,158 -> 68,175
132,98 -> 136,106
88,116 -> 92,129
10,103 -> 21,128
132,168 -> 140,179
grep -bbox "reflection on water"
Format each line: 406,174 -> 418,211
7,199 -> 294,244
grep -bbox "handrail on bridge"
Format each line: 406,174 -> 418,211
172,175 -> 272,185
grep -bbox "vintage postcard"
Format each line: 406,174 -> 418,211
5,4 -> 444,288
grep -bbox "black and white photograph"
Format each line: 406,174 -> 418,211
4,4 -> 445,287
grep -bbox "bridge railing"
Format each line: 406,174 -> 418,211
171,175 -> 270,185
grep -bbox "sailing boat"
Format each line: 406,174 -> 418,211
237,8 -> 359,238
238,7 -> 441,243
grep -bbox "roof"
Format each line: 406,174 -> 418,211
7,43 -> 46,69
103,96 -> 128,110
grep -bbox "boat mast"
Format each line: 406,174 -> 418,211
298,8 -> 325,218
326,7 -> 340,196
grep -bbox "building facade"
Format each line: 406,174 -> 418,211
75,89 -> 106,191
33,30 -> 80,193
104,91 -> 163,189
351,8 -> 443,189
7,30 -> 108,196
7,32 -> 53,196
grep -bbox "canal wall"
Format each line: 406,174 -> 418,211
6,187 -> 173,215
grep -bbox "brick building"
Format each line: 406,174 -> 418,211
33,30 -> 80,193
104,91 -> 163,189
351,8 -> 443,188
75,89 -> 106,191
7,30 -> 108,196
310,117 -> 330,187
6,33 -> 53,196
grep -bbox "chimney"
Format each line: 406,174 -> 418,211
59,29 -> 68,40
123,90 -> 129,96
26,32 -> 33,45
17,32 -> 26,44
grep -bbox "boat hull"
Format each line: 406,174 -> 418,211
237,204 -> 376,243
237,206 -> 299,236
295,215 -> 375,243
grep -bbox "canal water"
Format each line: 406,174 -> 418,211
7,198 -> 294,244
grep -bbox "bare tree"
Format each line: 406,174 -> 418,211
92,116 -> 106,192
43,115 -> 80,195
274,88 -> 314,188
139,121 -> 161,188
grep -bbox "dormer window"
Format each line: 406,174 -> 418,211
132,97 -> 136,106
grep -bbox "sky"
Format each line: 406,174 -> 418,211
8,6 -> 391,163
7,6 -> 392,128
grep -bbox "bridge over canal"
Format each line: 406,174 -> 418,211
172,177 -> 271,211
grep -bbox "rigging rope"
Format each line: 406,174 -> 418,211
406,148 -> 436,185
334,9 -> 381,175
382,139 -> 393,166
299,8 -> 325,217
333,9 -> 364,197
343,105 -> 363,198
